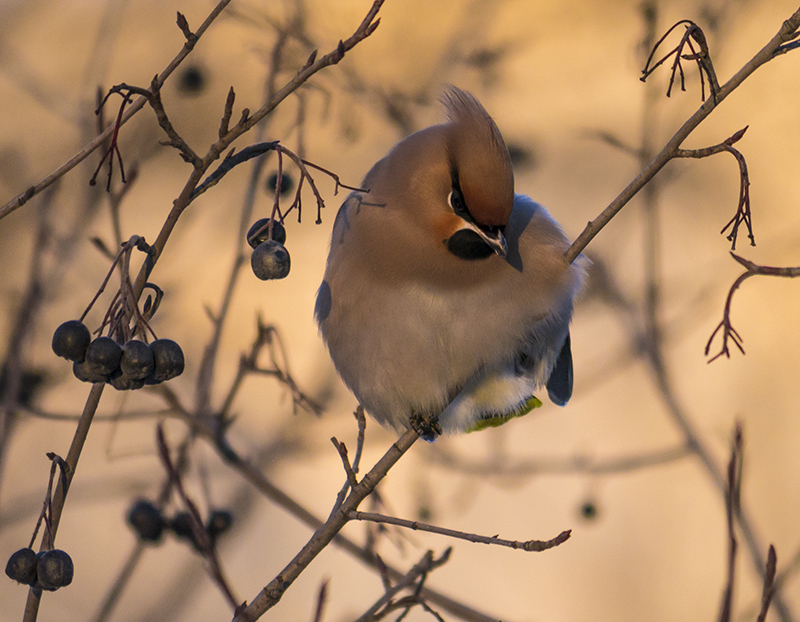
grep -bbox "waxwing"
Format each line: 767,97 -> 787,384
316,86 -> 584,439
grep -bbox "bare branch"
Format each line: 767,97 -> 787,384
641,20 -> 719,101
674,126 -> 754,250
349,511 -> 571,553
0,0 -> 235,220
565,7 -> 800,265
717,424 -> 743,622
353,549 -> 452,622
706,254 -> 800,362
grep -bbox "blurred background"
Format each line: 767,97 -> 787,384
1,0 -> 799,620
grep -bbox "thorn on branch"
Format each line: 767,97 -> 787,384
641,20 -> 719,102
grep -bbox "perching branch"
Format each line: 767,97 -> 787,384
565,7 -> 800,265
231,425 -> 421,622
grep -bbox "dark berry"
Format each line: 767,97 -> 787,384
85,337 -> 123,376
127,499 -> 166,542
52,320 -> 91,362
266,172 -> 294,196
251,240 -> 290,280
170,512 -> 201,550
145,339 -> 184,384
120,340 -> 155,380
579,501 -> 599,521
247,218 -> 286,248
108,371 -> 146,391
36,549 -> 73,591
206,509 -> 233,541
73,359 -> 108,384
5,548 -> 38,586
177,64 -> 206,95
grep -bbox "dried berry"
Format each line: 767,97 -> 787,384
108,371 -> 146,391
251,240 -> 290,280
36,549 -> 73,591
145,339 -> 184,384
247,218 -> 286,248
52,320 -> 91,362
73,359 -> 109,384
5,548 -> 38,586
127,499 -> 166,542
85,337 -> 123,376
120,340 -> 155,380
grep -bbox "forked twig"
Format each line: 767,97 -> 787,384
706,254 -> 800,362
155,425 -> 244,614
641,20 -> 719,101
674,126 -> 754,250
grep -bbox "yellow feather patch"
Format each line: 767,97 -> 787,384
466,395 -> 544,433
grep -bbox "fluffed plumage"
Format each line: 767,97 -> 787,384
316,87 -> 584,437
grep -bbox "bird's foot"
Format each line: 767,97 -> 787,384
410,411 -> 442,442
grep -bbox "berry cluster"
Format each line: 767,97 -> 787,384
5,548 -> 73,592
247,218 -> 290,281
52,320 -> 183,390
127,499 -> 233,550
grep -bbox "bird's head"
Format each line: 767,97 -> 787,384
439,86 -> 514,260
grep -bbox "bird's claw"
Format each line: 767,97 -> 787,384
410,411 -> 442,442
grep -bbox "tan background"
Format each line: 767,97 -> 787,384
1,0 -> 799,621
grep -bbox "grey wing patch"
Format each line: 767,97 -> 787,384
315,280 -> 332,323
546,332 -> 573,406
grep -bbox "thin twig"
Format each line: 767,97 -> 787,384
757,545 -> 778,622
705,253 -> 800,362
674,126 -> 754,250
717,424 -> 742,622
349,512 -> 571,552
353,549 -> 452,622
22,382 -> 105,622
155,425 -> 243,613
0,0 -> 234,220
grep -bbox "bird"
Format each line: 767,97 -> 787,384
315,86 -> 584,440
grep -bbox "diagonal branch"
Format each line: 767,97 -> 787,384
231,426 -> 421,622
565,7 -> 800,265
0,1 -> 234,220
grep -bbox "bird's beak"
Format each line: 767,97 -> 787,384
467,223 -> 508,259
